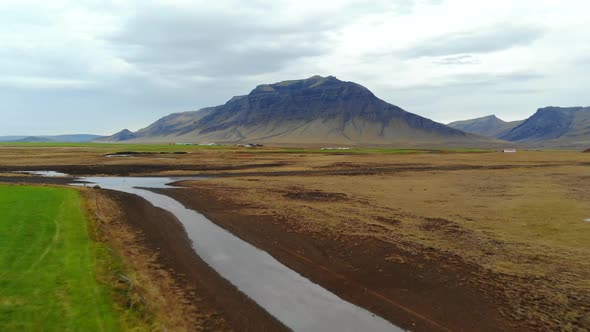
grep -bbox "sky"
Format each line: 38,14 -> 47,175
1,0 -> 589,135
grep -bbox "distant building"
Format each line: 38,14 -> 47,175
235,143 -> 264,148
321,147 -> 352,150
500,149 -> 517,153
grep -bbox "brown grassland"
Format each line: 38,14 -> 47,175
0,144 -> 589,331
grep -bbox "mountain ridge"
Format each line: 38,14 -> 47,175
499,106 -> 590,144
99,76 -> 490,146
0,134 -> 104,142
448,115 -> 523,138
448,107 -> 590,147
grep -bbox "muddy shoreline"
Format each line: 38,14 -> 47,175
0,175 -> 72,185
102,189 -> 289,331
157,186 -> 521,332
0,161 -> 571,178
0,163 -> 289,176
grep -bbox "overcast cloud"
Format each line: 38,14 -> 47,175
0,0 -> 588,135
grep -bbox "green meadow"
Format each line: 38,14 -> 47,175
0,141 -> 491,155
0,186 -> 123,331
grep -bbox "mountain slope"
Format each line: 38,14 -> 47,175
448,115 -> 523,138
48,134 -> 104,142
101,76 -> 490,145
500,106 -> 590,145
99,129 -> 138,142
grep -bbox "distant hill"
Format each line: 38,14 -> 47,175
0,134 -> 104,143
48,134 -> 105,142
13,136 -> 51,143
99,129 -> 137,142
499,106 -> 590,146
448,115 -> 523,138
0,136 -> 27,141
99,75 -> 491,146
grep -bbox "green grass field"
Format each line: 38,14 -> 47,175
0,141 -> 230,152
0,186 -> 121,331
0,141 -> 492,155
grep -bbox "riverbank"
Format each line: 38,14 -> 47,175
164,160 -> 590,331
159,186 -> 512,332
94,189 -> 288,331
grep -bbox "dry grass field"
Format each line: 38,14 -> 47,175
0,144 -> 588,331
182,161 -> 590,329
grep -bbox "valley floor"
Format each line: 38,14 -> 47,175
170,161 -> 590,331
0,145 -> 588,331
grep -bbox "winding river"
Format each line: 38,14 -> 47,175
69,175 -> 402,331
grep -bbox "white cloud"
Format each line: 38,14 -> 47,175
0,0 -> 588,134
0,76 -> 93,89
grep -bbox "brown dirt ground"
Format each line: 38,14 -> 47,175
1,147 -> 589,331
159,151 -> 590,332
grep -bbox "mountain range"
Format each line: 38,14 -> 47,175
448,115 -> 523,138
448,107 -> 590,147
0,134 -> 104,143
100,76 -> 490,146
98,76 -> 589,148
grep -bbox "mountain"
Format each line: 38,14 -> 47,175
448,115 -> 523,138
100,76 -> 490,146
0,136 -> 26,141
499,106 -> 590,146
100,129 -> 137,142
13,136 -> 52,142
0,134 -> 103,142
48,134 -> 104,142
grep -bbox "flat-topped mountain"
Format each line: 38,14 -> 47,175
499,106 -> 590,145
100,76 -> 487,146
448,115 -> 523,138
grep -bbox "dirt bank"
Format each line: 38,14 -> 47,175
0,162 -> 289,176
0,175 -> 72,185
157,186 -> 522,332
99,189 -> 289,332
0,161 -> 572,178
